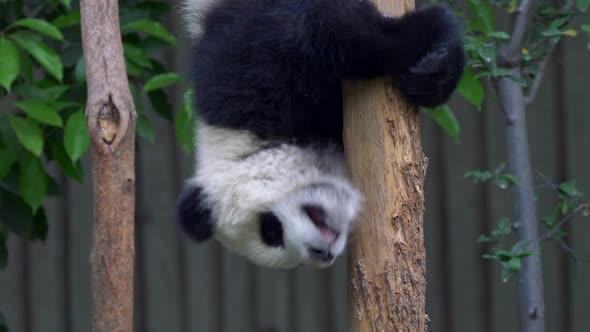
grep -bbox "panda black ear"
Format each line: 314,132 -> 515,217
176,185 -> 214,242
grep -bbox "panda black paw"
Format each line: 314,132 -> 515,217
397,5 -> 465,107
398,42 -> 464,107
176,185 -> 215,241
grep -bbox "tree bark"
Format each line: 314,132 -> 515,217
343,1 -> 428,331
80,1 -> 136,332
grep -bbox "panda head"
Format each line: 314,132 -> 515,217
178,176 -> 363,269
176,124 -> 363,269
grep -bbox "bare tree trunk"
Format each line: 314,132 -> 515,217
343,1 -> 427,331
495,0 -> 546,329
80,1 -> 136,331
495,73 -> 545,332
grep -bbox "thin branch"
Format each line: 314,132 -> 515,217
525,0 -> 576,104
500,0 -> 534,64
539,203 -> 588,241
536,171 -> 558,191
525,42 -> 556,104
553,238 -> 578,261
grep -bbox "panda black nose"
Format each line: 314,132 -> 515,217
308,247 -> 334,262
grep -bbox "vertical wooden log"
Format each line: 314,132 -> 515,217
343,1 -> 428,331
80,1 -> 136,331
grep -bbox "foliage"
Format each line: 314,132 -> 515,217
472,172 -> 589,282
427,0 -> 590,141
439,0 -> 590,290
0,0 -> 195,275
465,163 -> 520,189
0,1 -> 196,327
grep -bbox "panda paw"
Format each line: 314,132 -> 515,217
397,5 -> 465,107
398,42 -> 465,107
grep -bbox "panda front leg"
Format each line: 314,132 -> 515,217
389,5 -> 466,107
302,1 -> 465,107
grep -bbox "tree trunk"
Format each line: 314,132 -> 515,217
343,1 -> 428,331
80,1 -> 136,331
495,73 -> 545,332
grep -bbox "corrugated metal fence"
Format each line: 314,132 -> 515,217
1,9 -> 589,332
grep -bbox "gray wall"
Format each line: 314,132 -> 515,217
1,11 -> 590,332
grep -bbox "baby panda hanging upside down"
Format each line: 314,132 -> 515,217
176,0 -> 465,269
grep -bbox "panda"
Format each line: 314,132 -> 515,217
176,0 -> 465,269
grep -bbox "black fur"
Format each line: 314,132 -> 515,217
191,0 -> 464,142
177,186 -> 214,241
259,211 -> 285,247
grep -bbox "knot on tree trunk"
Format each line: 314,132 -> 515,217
87,94 -> 134,155
98,102 -> 120,145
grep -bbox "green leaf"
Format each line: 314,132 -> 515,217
491,218 -> 512,239
10,32 -> 63,82
49,140 -> 84,182
123,20 -> 176,45
13,83 -> 69,102
14,101 -> 63,127
491,68 -> 527,86
148,89 -> 173,120
507,257 -> 522,272
477,44 -> 497,64
124,43 -> 152,69
465,170 -> 493,183
511,241 -> 533,256
541,28 -> 562,37
49,101 -> 81,112
0,38 -> 20,92
425,105 -> 461,143
10,18 -> 64,41
487,31 -> 510,40
0,190 -> 34,238
137,114 -> 155,144
457,68 -> 484,110
577,0 -> 590,12
64,111 -> 89,162
8,116 -> 44,156
19,46 -> 33,81
125,58 -> 144,77
52,12 -> 80,28
558,180 -> 580,197
143,72 -> 181,92
175,89 -> 196,154
468,0 -> 496,33
19,156 -> 48,212
0,149 -> 17,180
61,0 -> 72,9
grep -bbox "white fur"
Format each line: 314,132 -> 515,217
189,122 -> 363,268
180,0 -> 218,39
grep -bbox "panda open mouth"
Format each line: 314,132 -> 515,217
302,204 -> 338,241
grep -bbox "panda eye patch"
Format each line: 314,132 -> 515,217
259,211 -> 284,247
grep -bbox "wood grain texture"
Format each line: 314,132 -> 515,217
80,1 -> 137,331
343,1 -> 427,331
